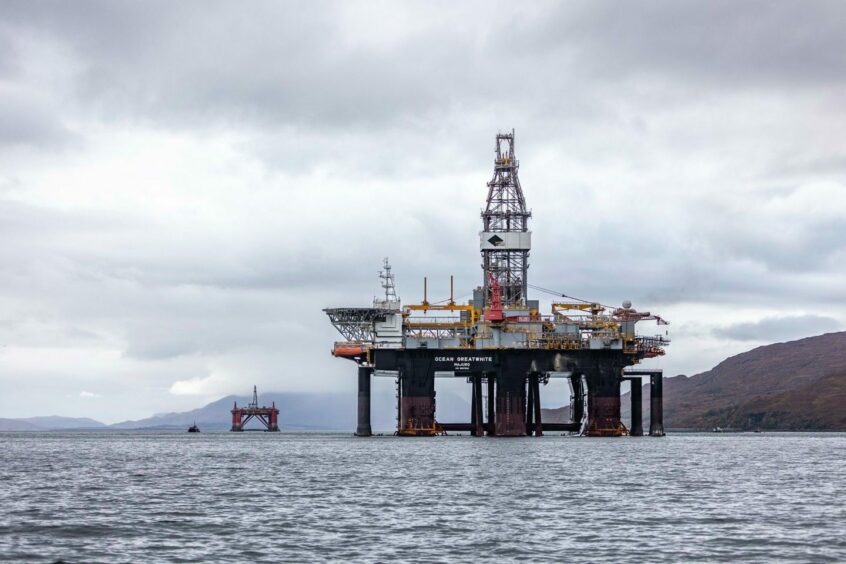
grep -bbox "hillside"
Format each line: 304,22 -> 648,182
542,332 -> 846,431
0,418 -> 44,431
0,416 -> 106,431
624,331 -> 846,430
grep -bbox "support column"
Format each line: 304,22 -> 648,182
231,403 -> 242,432
525,376 -> 534,435
474,376 -> 484,437
395,373 -> 402,434
495,369 -> 527,436
571,375 -> 584,428
269,403 -> 280,432
586,359 -> 625,437
650,373 -> 665,437
397,357 -> 437,436
630,379 -> 643,436
533,375 -> 543,437
486,375 -> 496,436
470,377 -> 478,436
356,365 -> 372,437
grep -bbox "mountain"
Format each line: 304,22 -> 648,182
111,393 -> 352,431
0,416 -> 106,430
542,332 -> 846,431
541,405 -> 571,423
20,416 -> 106,429
0,418 -> 44,431
112,390 -> 471,432
2,390 -> 471,432
622,331 -> 846,431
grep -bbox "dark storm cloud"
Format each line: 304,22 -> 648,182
713,315 -> 841,342
6,0 -> 844,134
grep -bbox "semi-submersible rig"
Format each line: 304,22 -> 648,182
325,132 -> 670,437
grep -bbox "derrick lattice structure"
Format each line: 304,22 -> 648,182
481,130 -> 531,307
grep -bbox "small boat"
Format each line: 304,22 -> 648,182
188,422 -> 200,433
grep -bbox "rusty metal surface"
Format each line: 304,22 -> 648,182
495,394 -> 527,436
587,396 -> 625,437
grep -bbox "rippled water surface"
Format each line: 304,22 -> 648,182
1,432 -> 845,562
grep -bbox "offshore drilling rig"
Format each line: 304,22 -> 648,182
325,131 -> 669,437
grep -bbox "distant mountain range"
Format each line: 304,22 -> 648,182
0,416 -> 107,431
1,390 -> 472,432
5,332 -> 846,432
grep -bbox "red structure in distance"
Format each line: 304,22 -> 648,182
230,385 -> 279,432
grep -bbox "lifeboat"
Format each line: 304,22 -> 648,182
333,343 -> 368,358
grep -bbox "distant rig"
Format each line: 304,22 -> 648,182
325,131 -> 669,437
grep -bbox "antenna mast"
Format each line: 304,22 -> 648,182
374,257 -> 401,310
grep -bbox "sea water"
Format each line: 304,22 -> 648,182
1,432 -> 844,562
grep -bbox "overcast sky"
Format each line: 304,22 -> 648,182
2,1 -> 845,422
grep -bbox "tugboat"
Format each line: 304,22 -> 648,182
187,421 -> 200,433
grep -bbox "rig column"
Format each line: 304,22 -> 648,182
629,378 -> 643,436
473,375 -> 484,437
470,377 -> 478,435
649,373 -> 665,437
532,375 -> 543,437
571,375 -> 584,429
495,370 -> 527,436
397,356 -> 437,436
586,359 -> 625,437
231,403 -> 242,432
525,376 -> 535,436
269,402 -> 280,432
356,365 -> 373,437
486,374 -> 496,436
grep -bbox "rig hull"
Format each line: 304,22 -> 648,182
375,348 -> 635,437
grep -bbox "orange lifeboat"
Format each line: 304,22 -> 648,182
332,343 -> 368,358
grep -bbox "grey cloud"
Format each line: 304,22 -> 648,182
713,314 -> 841,342
0,90 -> 76,148
764,155 -> 846,180
10,1 -> 844,136
2,2 -> 846,420
551,2 -> 846,86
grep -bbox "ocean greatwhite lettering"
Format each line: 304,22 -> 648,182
434,356 -> 493,362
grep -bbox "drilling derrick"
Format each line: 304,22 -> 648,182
481,130 -> 531,307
